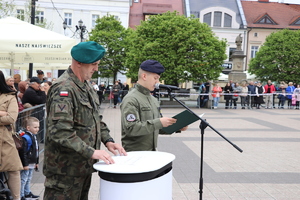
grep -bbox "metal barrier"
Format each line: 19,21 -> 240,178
15,104 -> 46,146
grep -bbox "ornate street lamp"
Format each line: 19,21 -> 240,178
76,19 -> 87,42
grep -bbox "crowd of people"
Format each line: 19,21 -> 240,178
206,80 -> 300,109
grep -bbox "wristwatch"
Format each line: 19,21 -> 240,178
104,138 -> 115,145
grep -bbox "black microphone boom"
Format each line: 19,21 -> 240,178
155,83 -> 180,90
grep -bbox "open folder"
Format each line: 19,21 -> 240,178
162,110 -> 203,134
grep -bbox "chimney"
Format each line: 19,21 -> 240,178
258,0 -> 269,2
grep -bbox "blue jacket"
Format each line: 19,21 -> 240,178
19,131 -> 39,167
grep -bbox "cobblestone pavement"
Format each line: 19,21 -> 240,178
31,103 -> 300,200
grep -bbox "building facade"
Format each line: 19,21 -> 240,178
129,0 -> 184,29
241,0 -> 300,69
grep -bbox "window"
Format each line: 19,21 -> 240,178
134,0 -> 139,2
224,13 -> 232,27
64,13 -> 72,26
114,16 -> 119,20
36,11 -> 44,24
16,9 -> 24,21
254,33 -> 258,37
92,14 -> 99,27
251,46 -> 259,58
255,15 -> 277,25
213,11 -> 222,27
203,12 -> 211,26
291,17 -> 300,25
229,47 -> 236,61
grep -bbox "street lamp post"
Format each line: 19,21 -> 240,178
63,19 -> 87,42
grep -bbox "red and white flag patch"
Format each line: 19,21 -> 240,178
60,91 -> 68,97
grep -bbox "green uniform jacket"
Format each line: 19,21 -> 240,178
121,83 -> 163,151
43,67 -> 112,177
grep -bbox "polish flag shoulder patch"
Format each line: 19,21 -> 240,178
60,91 -> 69,97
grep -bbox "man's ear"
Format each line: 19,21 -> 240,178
141,73 -> 147,81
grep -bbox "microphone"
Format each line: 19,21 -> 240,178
155,83 -> 180,90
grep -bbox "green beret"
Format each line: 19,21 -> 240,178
71,41 -> 106,64
140,60 -> 165,75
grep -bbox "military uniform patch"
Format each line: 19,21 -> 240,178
55,104 -> 68,113
60,91 -> 68,97
126,114 -> 136,122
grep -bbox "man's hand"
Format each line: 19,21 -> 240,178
180,126 -> 188,131
106,142 -> 127,156
160,117 -> 177,127
92,150 -> 115,164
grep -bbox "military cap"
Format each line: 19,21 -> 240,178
30,77 -> 42,84
140,60 -> 165,75
71,41 -> 106,64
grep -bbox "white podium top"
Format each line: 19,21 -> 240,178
93,151 -> 175,174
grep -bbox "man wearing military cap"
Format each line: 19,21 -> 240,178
121,60 -> 179,151
43,41 -> 126,200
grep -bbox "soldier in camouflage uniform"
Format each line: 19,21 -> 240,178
121,60 -> 180,152
43,41 -> 126,200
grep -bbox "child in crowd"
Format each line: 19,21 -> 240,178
277,89 -> 286,109
18,117 -> 40,200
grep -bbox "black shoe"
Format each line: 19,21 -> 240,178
21,197 -> 26,200
25,192 -> 39,199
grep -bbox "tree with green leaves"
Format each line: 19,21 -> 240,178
0,0 -> 15,18
249,29 -> 300,84
125,11 -> 227,85
89,14 -> 130,82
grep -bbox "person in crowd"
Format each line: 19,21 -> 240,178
264,80 -> 276,109
286,82 -> 295,109
51,78 -> 57,82
14,74 -> 21,91
223,82 -> 233,109
293,84 -> 300,110
204,80 -> 211,94
121,60 -> 187,152
6,76 -> 17,91
240,82 -> 249,109
18,81 -> 29,100
91,81 -> 99,92
212,83 -> 222,109
118,79 -> 123,89
43,41 -> 126,200
277,89 -> 286,109
255,81 -> 265,109
97,83 -> 106,105
232,82 -> 242,109
36,70 -> 47,83
122,82 -> 129,100
199,86 -> 208,108
19,117 -> 40,200
112,80 -> 121,108
247,81 -> 256,109
0,70 -> 23,200
21,77 -> 46,106
43,81 -> 52,95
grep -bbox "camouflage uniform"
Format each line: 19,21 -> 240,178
43,67 -> 112,200
121,83 -> 163,151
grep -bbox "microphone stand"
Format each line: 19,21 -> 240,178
165,88 -> 243,200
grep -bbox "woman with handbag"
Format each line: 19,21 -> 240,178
0,70 -> 23,200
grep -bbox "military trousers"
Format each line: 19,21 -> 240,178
43,174 -> 92,200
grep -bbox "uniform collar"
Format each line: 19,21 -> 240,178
67,67 -> 88,91
135,83 -> 151,95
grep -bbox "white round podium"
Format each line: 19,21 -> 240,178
93,151 -> 175,200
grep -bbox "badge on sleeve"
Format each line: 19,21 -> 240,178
60,91 -> 68,97
126,114 -> 136,122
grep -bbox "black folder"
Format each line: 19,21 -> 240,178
162,110 -> 201,134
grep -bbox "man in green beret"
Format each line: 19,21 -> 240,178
43,41 -> 127,200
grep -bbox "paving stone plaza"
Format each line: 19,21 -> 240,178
32,103 -> 300,200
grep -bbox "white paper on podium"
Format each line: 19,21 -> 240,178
93,151 -> 175,174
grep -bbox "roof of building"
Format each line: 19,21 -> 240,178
241,1 -> 300,29
188,0 -> 243,25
